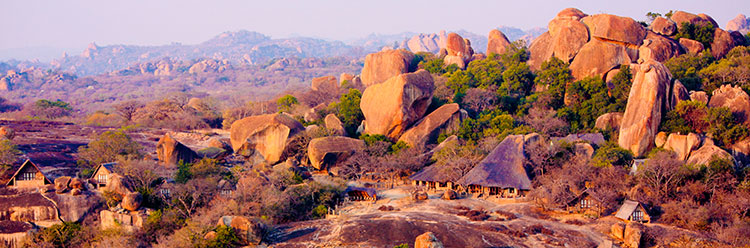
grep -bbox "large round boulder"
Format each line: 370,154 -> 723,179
569,39 -> 632,80
709,84 -> 750,125
487,29 -> 511,55
689,91 -> 709,104
398,103 -> 467,148
360,70 -> 435,139
663,133 -> 701,161
651,17 -> 677,36
307,136 -> 365,170
157,134 -> 199,166
678,38 -> 704,55
121,192 -> 142,211
324,114 -> 347,136
670,11 -> 712,27
55,176 -> 72,194
582,14 -> 647,45
555,8 -> 587,20
548,18 -> 589,62
102,173 -> 133,196
415,232 -> 444,248
687,139 -> 733,166
618,60 -> 673,157
229,113 -> 304,164
443,33 -> 474,69
360,49 -> 415,87
595,112 -> 623,131
669,80 -> 690,110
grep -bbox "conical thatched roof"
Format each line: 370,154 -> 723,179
457,135 -> 531,190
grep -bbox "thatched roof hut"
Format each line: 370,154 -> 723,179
457,135 -> 530,190
614,200 -> 650,223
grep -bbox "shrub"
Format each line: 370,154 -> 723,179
0,139 -> 19,166
592,142 -> 634,167
557,76 -> 623,132
31,221 -> 82,247
532,57 -> 573,109
419,58 -> 446,74
77,128 -> 142,168
206,225 -> 240,248
664,51 -> 714,92
466,55 -> 504,89
28,99 -> 72,119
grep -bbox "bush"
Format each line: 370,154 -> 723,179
0,139 -> 19,166
31,221 -> 82,247
592,142 -> 634,167
331,89 -> 364,136
419,58 -> 446,74
206,225 -> 240,248
557,76 -> 623,132
532,57 -> 573,109
276,94 -> 298,113
664,51 -> 714,92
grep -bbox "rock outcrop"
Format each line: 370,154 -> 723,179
662,133 -> 701,161
624,222 -> 644,248
188,59 -> 230,74
528,32 -> 554,70
709,84 -> 750,125
415,232 -> 445,248
655,132 -> 668,148
361,70 -> 435,139
619,60 -> 672,157
360,49 -> 415,87
670,11 -> 711,27
687,139 -> 733,165
443,33 -> 474,69
0,126 -> 14,140
595,112 -> 623,131
121,192 -> 142,211
101,173 -> 133,196
54,176 -> 72,194
230,113 -> 304,164
398,103 -> 467,148
487,29 -> 511,55
726,14 -> 750,34
324,114 -> 346,136
670,80 -> 690,110
406,31 -> 447,54
311,76 -> 338,91
100,209 -> 149,232
569,39 -> 631,80
157,134 -> 199,166
308,136 -> 365,171
651,17 -> 677,36
639,31 -> 681,63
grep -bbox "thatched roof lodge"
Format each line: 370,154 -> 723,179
614,200 -> 650,223
345,186 -> 377,201
457,135 -> 530,198
90,162 -> 117,189
409,165 -> 457,191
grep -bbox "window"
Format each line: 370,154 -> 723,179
160,189 -> 170,198
632,209 -> 643,221
98,174 -> 108,184
20,172 -> 35,181
508,188 -> 515,194
221,189 -> 232,196
580,199 -> 590,208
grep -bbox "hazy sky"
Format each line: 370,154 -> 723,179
1,0 -> 748,53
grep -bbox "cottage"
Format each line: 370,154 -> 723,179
630,159 -> 647,175
345,186 -> 377,201
409,165 -> 458,191
457,135 -> 531,198
5,159 -> 51,188
217,179 -> 236,196
614,200 -> 651,223
566,191 -> 601,214
90,162 -> 117,189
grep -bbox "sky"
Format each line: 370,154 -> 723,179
1,0 -> 748,60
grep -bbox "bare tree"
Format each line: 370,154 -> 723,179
636,151 -> 687,200
114,100 -> 144,122
431,140 -> 483,182
170,177 -> 219,218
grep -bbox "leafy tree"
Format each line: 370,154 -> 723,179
499,40 -> 530,65
466,54 -> 504,89
499,62 -> 534,97
709,106 -> 750,147
444,69 -> 475,100
29,99 -> 72,119
77,128 -> 142,169
646,12 -> 662,23
206,225 -> 240,248
557,77 -> 622,132
332,89 -> 364,136
456,109 -> 515,142
31,222 -> 82,248
113,100 -> 144,122
0,139 -> 19,175
276,94 -> 298,113
660,100 -> 710,134
698,46 -> 750,93
664,51 -> 714,92
674,22 -> 716,48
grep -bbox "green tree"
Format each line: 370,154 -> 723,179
557,77 -> 621,132
674,22 -> 716,48
0,139 -> 19,175
276,94 -> 298,113
664,51 -> 714,92
77,128 -> 142,169
333,89 -> 364,136
646,12 -> 662,23
32,222 -> 82,248
30,99 -> 73,119
532,57 -> 573,109
466,54 -> 504,89
206,225 -> 241,248
499,62 -> 534,97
